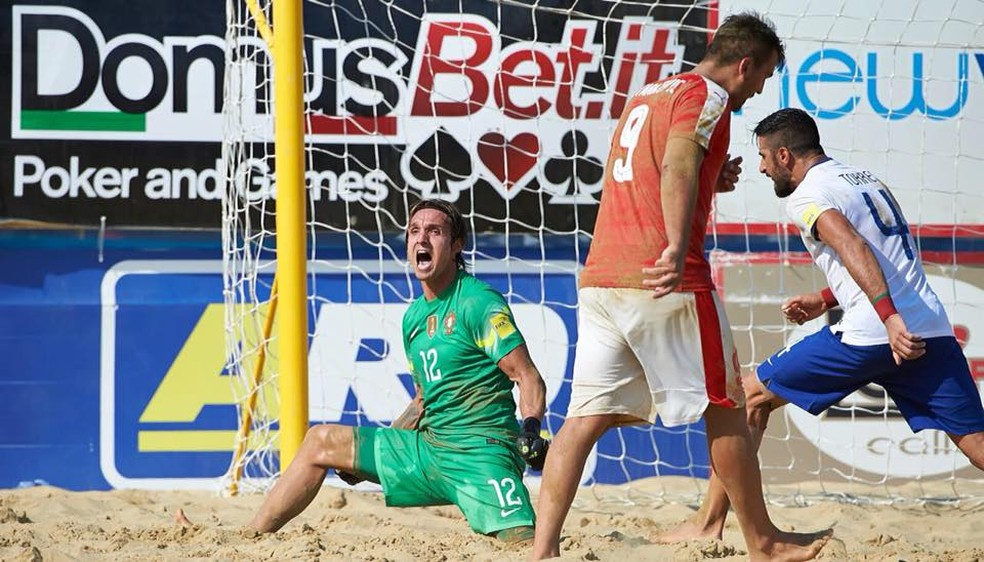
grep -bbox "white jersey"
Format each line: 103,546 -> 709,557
785,158 -> 952,345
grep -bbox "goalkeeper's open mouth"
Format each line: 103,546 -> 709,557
414,249 -> 434,273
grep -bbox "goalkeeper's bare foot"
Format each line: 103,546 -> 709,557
752,528 -> 832,562
496,525 -> 535,545
173,508 -> 195,529
654,515 -> 724,543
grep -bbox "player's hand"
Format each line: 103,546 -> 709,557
883,314 -> 926,365
516,417 -> 550,471
336,470 -> 365,486
781,292 -> 827,325
715,154 -> 743,193
642,248 -> 685,299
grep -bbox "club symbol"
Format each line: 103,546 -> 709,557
544,130 -> 604,199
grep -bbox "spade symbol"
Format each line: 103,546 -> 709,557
407,127 -> 473,198
544,130 -> 604,197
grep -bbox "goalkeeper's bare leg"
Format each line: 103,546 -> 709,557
249,424 -> 357,533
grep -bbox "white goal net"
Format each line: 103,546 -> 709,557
222,0 -> 984,505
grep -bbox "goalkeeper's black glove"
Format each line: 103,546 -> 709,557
336,470 -> 364,486
516,417 -> 550,471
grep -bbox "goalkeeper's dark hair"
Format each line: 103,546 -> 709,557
753,108 -> 824,156
705,11 -> 785,69
407,199 -> 468,270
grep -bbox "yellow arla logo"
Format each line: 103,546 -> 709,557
137,303 -> 280,452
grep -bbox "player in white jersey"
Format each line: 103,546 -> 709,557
657,108 -> 984,544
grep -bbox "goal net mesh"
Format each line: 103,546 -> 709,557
221,0 -> 984,505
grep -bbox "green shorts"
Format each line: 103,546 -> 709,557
353,427 -> 534,535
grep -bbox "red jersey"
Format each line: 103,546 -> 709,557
580,73 -> 730,292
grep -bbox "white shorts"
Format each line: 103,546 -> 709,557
568,287 -> 743,427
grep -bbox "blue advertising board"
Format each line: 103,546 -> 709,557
1,230 -> 711,491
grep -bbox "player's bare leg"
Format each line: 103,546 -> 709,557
654,464 -> 730,543
248,424 -> 356,533
531,414 -> 612,560
657,373 -> 781,544
704,404 -> 829,562
656,421 -> 772,543
949,431 -> 984,471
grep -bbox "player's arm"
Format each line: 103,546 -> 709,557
391,384 -> 424,430
395,318 -> 424,431
781,288 -> 838,325
498,344 -> 550,470
498,344 -> 546,421
813,209 -> 925,363
642,136 -> 704,298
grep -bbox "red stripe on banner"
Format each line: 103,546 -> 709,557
306,115 -> 398,135
910,225 -> 984,237
712,250 -> 984,268
711,223 -> 797,236
694,292 -> 735,408
921,252 -> 984,265
969,359 -> 984,381
711,222 -> 984,238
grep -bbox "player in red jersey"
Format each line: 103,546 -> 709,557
532,13 -> 830,561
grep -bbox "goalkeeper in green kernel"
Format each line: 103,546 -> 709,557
236,199 -> 548,542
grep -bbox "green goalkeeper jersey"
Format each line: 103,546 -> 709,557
403,270 -> 525,447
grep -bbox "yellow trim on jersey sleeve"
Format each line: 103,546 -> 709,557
474,312 -> 517,350
800,203 -> 824,230
491,312 -> 516,339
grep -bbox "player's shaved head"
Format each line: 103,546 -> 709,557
754,108 -> 824,156
408,199 -> 468,270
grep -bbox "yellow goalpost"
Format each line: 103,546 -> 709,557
227,0 -> 308,494
269,0 -> 309,476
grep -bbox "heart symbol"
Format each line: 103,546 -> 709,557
477,132 -> 540,191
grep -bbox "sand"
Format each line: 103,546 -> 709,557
1,478 -> 983,561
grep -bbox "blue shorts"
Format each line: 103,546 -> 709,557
757,327 -> 984,436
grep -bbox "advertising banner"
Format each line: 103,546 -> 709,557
0,234 -> 706,490
102,258 -> 708,490
4,1 -> 982,229
2,231 -> 982,490
721,0 -> 984,227
1,0 -> 710,229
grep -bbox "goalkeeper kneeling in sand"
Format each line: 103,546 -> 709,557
181,200 -> 549,543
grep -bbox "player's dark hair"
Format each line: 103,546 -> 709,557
753,108 -> 824,156
407,199 -> 468,270
705,12 -> 785,69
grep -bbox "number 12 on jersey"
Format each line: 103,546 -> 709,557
612,105 -> 650,182
419,348 -> 442,382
